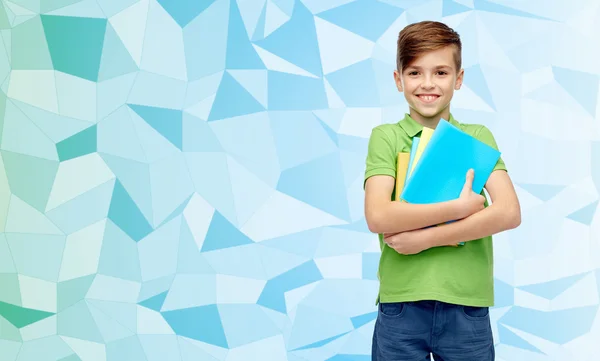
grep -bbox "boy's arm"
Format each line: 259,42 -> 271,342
422,169 -> 521,247
364,174 -> 474,234
363,127 -> 483,234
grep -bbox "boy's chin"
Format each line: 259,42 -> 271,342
410,107 -> 444,120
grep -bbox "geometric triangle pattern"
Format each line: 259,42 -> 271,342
138,291 -> 168,312
0,300 -> 55,328
156,0 -> 217,28
517,183 -> 566,202
442,0 -> 472,17
128,104 -> 183,150
40,15 -> 107,82
201,211 -> 253,252
517,272 -> 589,300
56,125 -> 97,161
552,66 -> 599,116
567,200 -> 598,225
0,0 -> 599,360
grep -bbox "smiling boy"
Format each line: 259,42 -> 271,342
363,21 -> 521,360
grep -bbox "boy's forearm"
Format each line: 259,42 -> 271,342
426,202 -> 520,247
368,199 -> 465,234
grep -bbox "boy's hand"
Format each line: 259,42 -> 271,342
383,229 -> 431,255
458,169 -> 485,218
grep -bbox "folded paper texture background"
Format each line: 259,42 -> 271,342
1,1 -> 597,360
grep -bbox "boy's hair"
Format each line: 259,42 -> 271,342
396,21 -> 462,72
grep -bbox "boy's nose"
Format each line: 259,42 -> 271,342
421,80 -> 435,89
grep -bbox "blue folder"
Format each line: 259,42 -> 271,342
400,119 -> 500,205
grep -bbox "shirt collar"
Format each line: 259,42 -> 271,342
398,113 -> 460,137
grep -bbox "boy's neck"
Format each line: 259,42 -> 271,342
409,109 -> 451,129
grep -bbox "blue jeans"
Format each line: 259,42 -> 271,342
372,300 -> 495,360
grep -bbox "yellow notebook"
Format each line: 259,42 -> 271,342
395,152 -> 411,201
408,126 -> 434,178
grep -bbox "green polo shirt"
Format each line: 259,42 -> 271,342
364,113 -> 507,307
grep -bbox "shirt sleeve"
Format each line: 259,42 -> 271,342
477,125 -> 507,172
364,127 -> 396,188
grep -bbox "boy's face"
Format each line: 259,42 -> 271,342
393,46 -> 463,125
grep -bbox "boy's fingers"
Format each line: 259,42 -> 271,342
463,169 -> 474,192
462,169 -> 474,191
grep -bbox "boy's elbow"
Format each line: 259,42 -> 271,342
507,207 -> 521,229
512,212 -> 521,229
365,209 -> 384,234
368,222 -> 383,234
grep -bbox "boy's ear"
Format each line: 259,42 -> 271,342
455,68 -> 464,90
393,70 -> 403,92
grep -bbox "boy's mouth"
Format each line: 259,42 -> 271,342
417,94 -> 440,103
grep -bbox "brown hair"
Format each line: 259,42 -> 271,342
396,21 -> 462,72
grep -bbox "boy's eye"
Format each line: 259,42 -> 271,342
408,71 -> 418,76
437,71 -> 447,75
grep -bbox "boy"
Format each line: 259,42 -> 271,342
363,21 -> 521,360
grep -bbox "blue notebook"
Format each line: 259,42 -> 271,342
400,119 -> 501,205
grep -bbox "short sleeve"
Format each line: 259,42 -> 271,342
477,125 -> 507,172
364,127 -> 396,188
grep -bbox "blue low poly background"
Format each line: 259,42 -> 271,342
1,0 -> 600,360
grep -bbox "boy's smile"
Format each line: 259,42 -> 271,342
393,46 -> 463,127
416,94 -> 440,103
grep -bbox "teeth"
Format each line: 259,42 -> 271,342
419,95 -> 437,102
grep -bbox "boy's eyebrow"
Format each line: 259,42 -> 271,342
405,65 -> 452,70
